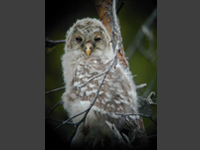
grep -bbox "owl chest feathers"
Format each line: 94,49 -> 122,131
64,56 -> 138,118
72,57 -> 109,99
63,57 -> 142,145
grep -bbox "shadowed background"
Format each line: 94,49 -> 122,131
45,0 -> 157,149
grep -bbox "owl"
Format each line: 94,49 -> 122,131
62,18 -> 147,149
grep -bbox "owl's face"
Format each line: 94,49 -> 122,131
66,18 -> 112,58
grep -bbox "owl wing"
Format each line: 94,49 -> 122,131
90,62 -> 147,143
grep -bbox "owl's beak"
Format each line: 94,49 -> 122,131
85,42 -> 92,57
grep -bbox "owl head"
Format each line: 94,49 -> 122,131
65,18 -> 113,59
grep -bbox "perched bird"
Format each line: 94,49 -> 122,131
62,18 -> 147,149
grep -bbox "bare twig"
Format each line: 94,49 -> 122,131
146,91 -> 157,105
139,91 -> 157,105
117,0 -> 126,14
142,76 -> 157,97
45,38 -> 66,55
55,109 -> 88,130
139,96 -> 157,106
136,83 -> 147,90
46,117 -> 65,123
45,38 -> 65,48
147,135 -> 157,139
45,100 -> 63,117
45,86 -> 65,94
78,72 -> 106,88
116,112 -> 157,125
111,0 -> 123,68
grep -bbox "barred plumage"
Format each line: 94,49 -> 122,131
62,18 -> 147,149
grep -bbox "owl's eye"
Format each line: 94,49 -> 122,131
76,37 -> 82,42
94,37 -> 101,42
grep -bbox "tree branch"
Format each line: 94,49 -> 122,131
45,86 -> 65,94
117,0 -> 126,14
45,100 -> 63,117
126,8 -> 157,65
46,117 -> 65,123
45,38 -> 65,48
45,38 -> 66,54
136,83 -> 147,90
94,0 -> 129,67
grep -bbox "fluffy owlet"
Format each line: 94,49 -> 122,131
62,18 -> 147,149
